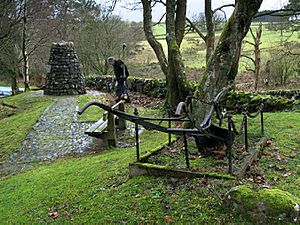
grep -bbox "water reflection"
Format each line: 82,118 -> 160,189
0,86 -> 27,97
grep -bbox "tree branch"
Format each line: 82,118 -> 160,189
213,4 -> 235,14
254,9 -> 300,18
245,40 -> 255,46
186,17 -> 206,41
241,54 -> 255,65
153,13 -> 166,26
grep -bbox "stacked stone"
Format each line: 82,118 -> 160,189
44,41 -> 86,95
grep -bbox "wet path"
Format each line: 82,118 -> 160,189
0,94 -> 96,175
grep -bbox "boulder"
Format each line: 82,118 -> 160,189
224,185 -> 300,223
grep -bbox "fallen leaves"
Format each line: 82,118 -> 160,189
165,215 -> 172,223
48,209 -> 59,219
282,172 -> 292,177
288,151 -> 297,158
260,139 -> 272,149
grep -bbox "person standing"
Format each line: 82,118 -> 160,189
107,56 -> 130,102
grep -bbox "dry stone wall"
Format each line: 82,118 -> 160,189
44,41 -> 86,96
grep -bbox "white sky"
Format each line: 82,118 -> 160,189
105,0 -> 289,22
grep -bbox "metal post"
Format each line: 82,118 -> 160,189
189,98 -> 195,128
243,112 -> 248,151
189,97 -> 193,114
167,106 -> 171,146
183,134 -> 190,169
134,108 -> 140,161
260,111 -> 264,134
227,114 -> 233,175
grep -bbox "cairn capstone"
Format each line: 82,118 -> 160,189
44,41 -> 86,96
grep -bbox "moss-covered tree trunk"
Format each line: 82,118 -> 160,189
165,0 -> 188,108
205,0 -> 215,63
193,0 -> 263,127
141,0 -> 188,109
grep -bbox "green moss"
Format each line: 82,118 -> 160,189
250,95 -> 261,103
225,185 -> 300,222
168,38 -> 180,53
201,172 -> 234,180
134,161 -> 234,180
260,188 -> 300,215
134,162 -> 168,170
225,90 -> 295,112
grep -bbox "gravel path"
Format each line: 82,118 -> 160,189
0,94 -> 98,175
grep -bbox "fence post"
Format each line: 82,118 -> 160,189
117,101 -> 126,130
227,114 -> 233,175
260,111 -> 264,134
107,111 -> 117,147
134,108 -> 140,161
183,134 -> 190,169
243,112 -> 248,152
167,106 -> 172,146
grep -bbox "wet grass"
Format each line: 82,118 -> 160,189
0,92 -> 53,165
0,105 -> 299,223
76,95 -> 106,122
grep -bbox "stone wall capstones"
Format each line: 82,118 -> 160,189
44,41 -> 86,95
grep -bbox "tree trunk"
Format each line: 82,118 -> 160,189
166,0 -> 188,108
22,0 -> 30,92
205,0 -> 215,63
254,23 -> 262,91
193,0 -> 263,127
175,0 -> 186,47
11,76 -> 19,95
141,0 -> 168,76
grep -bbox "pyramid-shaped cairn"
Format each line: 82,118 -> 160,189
44,41 -> 86,95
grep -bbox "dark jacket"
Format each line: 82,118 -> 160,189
113,59 -> 129,81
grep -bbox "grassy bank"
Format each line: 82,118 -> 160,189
0,91 -> 53,165
0,93 -> 299,223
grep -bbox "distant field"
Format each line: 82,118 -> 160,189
130,22 -> 299,73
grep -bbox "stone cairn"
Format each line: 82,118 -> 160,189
44,41 -> 86,95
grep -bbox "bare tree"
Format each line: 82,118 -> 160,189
71,1 -> 144,76
241,23 -> 263,91
268,42 -> 299,86
0,0 -> 23,41
22,0 -> 30,91
0,0 -> 23,94
186,2 -> 234,63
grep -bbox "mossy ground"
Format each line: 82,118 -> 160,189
0,91 -> 299,223
225,185 -> 300,223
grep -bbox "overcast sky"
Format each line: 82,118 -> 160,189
104,0 -> 289,22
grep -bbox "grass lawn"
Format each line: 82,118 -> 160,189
0,93 -> 299,224
76,94 -> 107,122
0,91 -> 53,165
